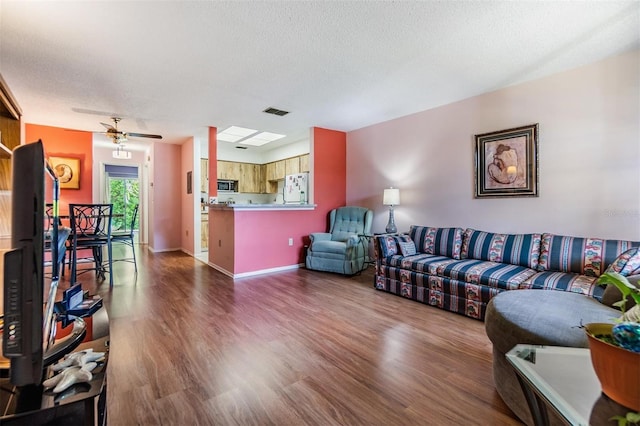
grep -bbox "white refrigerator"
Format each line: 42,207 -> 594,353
284,173 -> 308,204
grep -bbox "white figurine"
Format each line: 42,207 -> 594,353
45,348 -> 105,393
52,349 -> 105,371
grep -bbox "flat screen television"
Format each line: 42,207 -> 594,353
2,141 -> 85,389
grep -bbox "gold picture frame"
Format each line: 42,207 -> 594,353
49,156 -> 80,189
474,124 -> 539,198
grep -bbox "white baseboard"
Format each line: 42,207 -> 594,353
148,246 -> 181,253
208,262 -> 303,279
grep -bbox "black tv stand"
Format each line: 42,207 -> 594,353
0,311 -> 109,426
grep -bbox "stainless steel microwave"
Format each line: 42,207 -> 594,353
217,180 -> 237,192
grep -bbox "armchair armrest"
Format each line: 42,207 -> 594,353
309,232 -> 331,244
346,234 -> 361,248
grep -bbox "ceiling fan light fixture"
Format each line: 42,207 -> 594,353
113,146 -> 132,160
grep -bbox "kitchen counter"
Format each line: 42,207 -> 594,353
209,203 -> 316,211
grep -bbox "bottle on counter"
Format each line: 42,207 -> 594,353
300,190 -> 305,204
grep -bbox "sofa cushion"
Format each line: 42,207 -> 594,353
379,234 -> 412,258
521,271 -> 604,299
537,233 -> 640,277
398,239 -> 417,256
434,258 -> 537,291
395,255 -> 535,291
379,235 -> 399,257
409,226 -> 463,259
604,246 -> 640,277
461,228 -> 542,269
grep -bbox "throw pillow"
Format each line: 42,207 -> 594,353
397,240 -> 417,256
605,246 -> 640,277
379,235 -> 398,257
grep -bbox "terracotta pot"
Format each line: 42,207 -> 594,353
585,323 -> 640,412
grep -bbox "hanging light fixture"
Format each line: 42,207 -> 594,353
112,145 -> 132,160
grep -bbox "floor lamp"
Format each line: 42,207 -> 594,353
383,187 -> 400,233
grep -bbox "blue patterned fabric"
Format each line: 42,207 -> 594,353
398,240 -> 417,256
538,233 -> 640,276
375,267 -> 501,320
409,226 -> 463,259
605,247 -> 640,277
378,234 -> 412,258
521,271 -> 604,300
379,235 -> 399,257
373,226 -> 638,321
461,228 -> 542,270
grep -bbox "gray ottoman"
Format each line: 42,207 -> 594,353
484,289 -> 620,426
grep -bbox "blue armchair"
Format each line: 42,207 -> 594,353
305,206 -> 373,275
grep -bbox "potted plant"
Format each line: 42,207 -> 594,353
585,272 -> 640,412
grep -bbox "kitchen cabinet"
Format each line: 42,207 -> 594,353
217,160 -> 242,180
200,158 -> 208,192
218,154 -> 309,194
201,214 -> 208,251
300,154 -> 310,172
265,160 -> 286,181
238,163 -> 263,193
285,157 -> 300,175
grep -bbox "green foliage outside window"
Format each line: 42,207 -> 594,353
109,178 -> 139,231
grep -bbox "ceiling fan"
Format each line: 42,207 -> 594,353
98,117 -> 162,144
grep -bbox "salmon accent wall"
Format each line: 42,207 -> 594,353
313,127 -> 347,213
210,127 -> 347,275
25,124 -> 93,212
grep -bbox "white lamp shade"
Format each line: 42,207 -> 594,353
383,188 -> 400,206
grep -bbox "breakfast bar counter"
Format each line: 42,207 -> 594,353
207,203 -> 321,278
208,203 -> 316,211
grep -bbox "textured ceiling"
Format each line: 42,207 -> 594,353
1,1 -> 638,151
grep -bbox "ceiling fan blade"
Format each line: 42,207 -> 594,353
100,122 -> 117,131
127,132 -> 163,139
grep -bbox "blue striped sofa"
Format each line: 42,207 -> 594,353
373,225 -> 640,320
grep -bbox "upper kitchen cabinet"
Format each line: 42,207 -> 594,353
284,157 -> 299,175
300,154 -> 309,173
217,160 -> 242,181
200,158 -> 209,193
265,160 -> 286,181
238,163 -> 263,193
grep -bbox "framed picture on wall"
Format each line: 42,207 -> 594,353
49,156 -> 80,189
474,124 -> 539,198
187,171 -> 193,194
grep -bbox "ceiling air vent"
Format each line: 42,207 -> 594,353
263,107 -> 289,116
235,146 -> 248,149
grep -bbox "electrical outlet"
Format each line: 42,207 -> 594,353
288,238 -> 293,246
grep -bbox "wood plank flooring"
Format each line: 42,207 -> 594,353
70,246 -> 522,425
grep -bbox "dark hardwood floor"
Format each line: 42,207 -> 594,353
69,245 -> 522,425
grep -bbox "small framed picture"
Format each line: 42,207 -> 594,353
187,171 -> 193,194
474,124 -> 539,198
49,156 -> 81,189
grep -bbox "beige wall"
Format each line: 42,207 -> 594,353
346,50 -> 640,240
